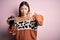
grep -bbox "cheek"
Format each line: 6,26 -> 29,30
20,10 -> 23,13
25,8 -> 29,13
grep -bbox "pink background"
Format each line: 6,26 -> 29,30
0,0 -> 60,40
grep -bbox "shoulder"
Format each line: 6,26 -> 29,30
14,17 -> 21,22
14,17 -> 18,19
14,17 -> 18,20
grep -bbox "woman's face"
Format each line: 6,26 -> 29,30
20,5 -> 28,16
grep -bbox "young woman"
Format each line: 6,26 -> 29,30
7,1 -> 44,40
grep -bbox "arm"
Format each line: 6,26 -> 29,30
33,13 -> 44,26
7,16 -> 17,35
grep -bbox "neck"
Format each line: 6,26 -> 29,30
21,14 -> 27,17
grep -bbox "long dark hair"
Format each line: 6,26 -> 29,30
18,1 -> 30,17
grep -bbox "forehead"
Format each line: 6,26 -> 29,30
21,5 -> 28,8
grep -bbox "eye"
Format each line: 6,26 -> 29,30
25,8 -> 27,10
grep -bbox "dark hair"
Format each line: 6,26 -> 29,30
18,1 -> 30,17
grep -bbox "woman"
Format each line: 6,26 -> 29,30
7,1 -> 44,40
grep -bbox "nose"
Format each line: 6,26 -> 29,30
23,9 -> 25,13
